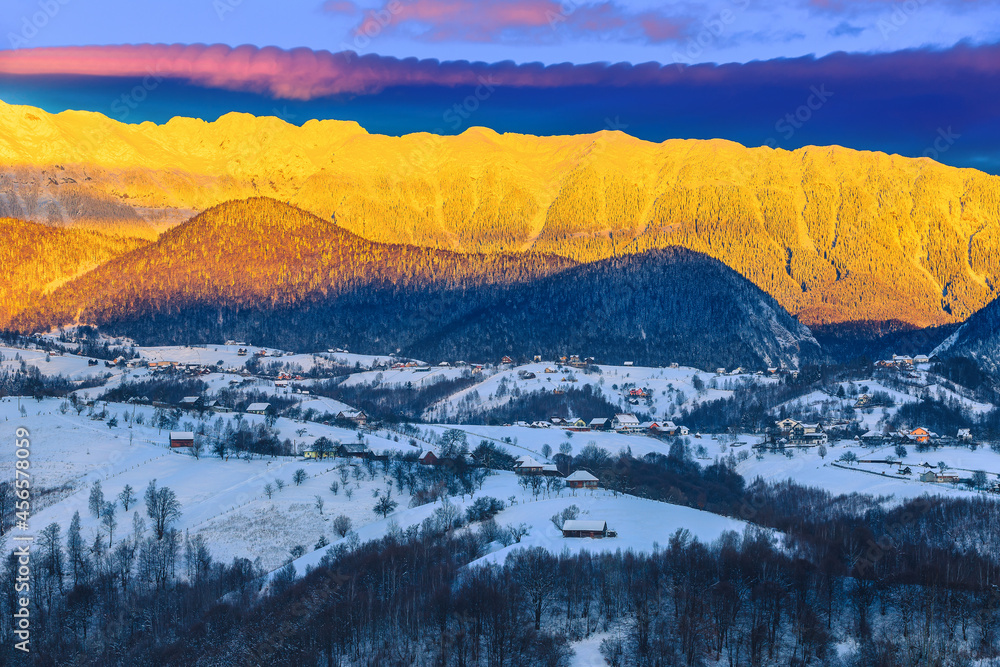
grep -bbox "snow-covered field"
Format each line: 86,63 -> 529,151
775,376 -> 994,433
424,362 -> 775,421
420,423 -> 675,460
0,346 -> 116,381
693,435 -> 997,502
3,338 -> 999,590
0,397 -> 420,570
283,471 -> 761,577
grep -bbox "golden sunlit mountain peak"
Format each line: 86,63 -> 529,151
1,101 -> 999,328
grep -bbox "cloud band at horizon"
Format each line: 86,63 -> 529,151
1,42 -> 998,174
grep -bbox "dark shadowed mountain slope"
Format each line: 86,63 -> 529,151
413,248 -> 821,370
11,199 -> 820,370
936,296 -> 1000,376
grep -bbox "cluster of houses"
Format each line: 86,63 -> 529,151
176,395 -> 231,412
859,426 -> 973,447
876,353 -> 934,369
769,419 -> 975,449
413,450 -> 604,491
768,419 -> 829,446
512,456 -> 602,489
303,441 -> 373,460
514,413 -> 689,437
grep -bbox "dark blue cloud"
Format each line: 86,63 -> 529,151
829,21 -> 864,37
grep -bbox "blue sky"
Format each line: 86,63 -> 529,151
3,0 -> 1000,65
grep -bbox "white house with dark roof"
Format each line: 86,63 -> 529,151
612,413 -> 641,432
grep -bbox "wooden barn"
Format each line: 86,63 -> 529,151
562,520 -> 608,539
565,470 -> 600,489
169,431 -> 195,448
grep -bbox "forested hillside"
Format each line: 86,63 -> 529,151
9,199 -> 818,369
0,218 -> 147,325
937,295 -> 1000,375
3,101 -> 1000,327
8,197 -> 573,327
415,247 -> 821,369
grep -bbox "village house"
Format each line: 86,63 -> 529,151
565,470 -> 600,489
178,396 -> 202,409
913,354 -> 932,364
775,418 -> 801,435
501,356 -> 514,365
652,421 -> 689,436
514,457 -> 561,476
858,430 -> 884,444
337,410 -> 368,426
562,520 -> 609,539
418,450 -> 439,466
920,471 -> 960,484
589,418 -> 610,431
169,431 -> 195,448
958,428 -> 973,442
612,413 -> 642,433
338,442 -> 370,458
246,402 -> 271,415
303,448 -> 335,460
514,457 -> 545,475
906,427 -> 932,444
789,423 -> 827,446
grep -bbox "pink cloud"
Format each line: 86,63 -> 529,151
350,0 -> 562,42
638,11 -> 688,43
323,0 -> 361,13
342,0 -> 689,44
1,42 -> 999,100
